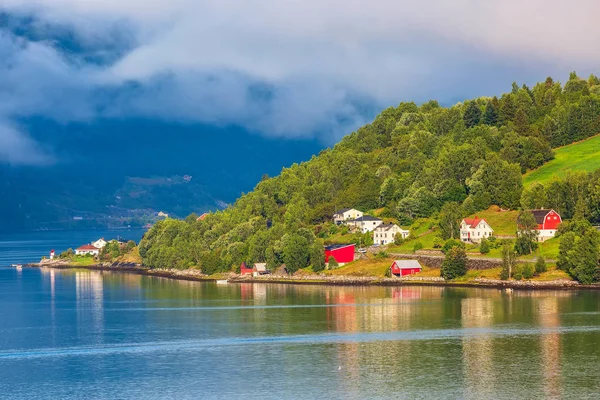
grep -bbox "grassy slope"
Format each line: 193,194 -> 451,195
523,134 -> 600,187
466,206 -> 519,236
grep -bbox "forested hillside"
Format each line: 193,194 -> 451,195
140,73 -> 600,273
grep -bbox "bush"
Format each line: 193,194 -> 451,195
413,242 -> 424,252
479,239 -> 490,254
385,267 -> 392,278
522,263 -> 535,279
59,248 -> 74,259
328,257 -> 339,269
433,237 -> 444,249
441,247 -> 468,280
535,256 -> 547,274
375,251 -> 389,259
394,235 -> 405,245
513,265 -> 523,280
442,239 -> 464,254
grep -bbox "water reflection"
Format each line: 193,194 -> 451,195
462,297 -> 496,398
75,271 -> 104,342
2,270 -> 600,399
538,296 -> 562,399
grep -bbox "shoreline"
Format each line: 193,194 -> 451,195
24,261 -> 599,291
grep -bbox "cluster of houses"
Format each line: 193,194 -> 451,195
74,238 -> 109,256
72,236 -> 137,257
459,209 -> 562,244
333,208 -> 410,245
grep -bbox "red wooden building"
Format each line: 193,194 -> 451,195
390,260 -> 422,276
239,262 -> 253,276
530,209 -> 562,242
324,244 -> 355,264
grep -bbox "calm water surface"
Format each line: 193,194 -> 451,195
0,229 -> 146,266
1,236 -> 600,399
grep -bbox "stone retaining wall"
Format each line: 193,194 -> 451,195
393,253 -> 503,270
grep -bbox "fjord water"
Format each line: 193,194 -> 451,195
1,268 -> 600,399
0,229 -> 146,266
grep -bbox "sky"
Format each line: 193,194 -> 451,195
1,0 -> 600,166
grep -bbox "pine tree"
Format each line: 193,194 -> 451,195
513,107 -> 531,134
483,100 -> 498,126
463,101 -> 482,128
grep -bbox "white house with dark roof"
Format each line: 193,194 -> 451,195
346,215 -> 383,233
373,223 -> 410,245
333,208 -> 364,225
460,216 -> 493,243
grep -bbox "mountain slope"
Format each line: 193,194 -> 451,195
523,134 -> 600,187
0,119 -> 322,232
140,73 -> 600,272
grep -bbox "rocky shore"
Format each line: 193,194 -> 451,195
27,259 -> 600,290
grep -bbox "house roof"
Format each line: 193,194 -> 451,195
324,244 -> 355,251
529,209 -> 558,225
77,244 -> 100,251
349,215 -> 382,222
392,260 -> 422,269
376,223 -> 405,231
197,212 -> 209,221
334,208 -> 354,214
462,217 -> 489,229
253,263 -> 267,272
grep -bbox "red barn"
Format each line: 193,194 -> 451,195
530,209 -> 562,242
324,244 -> 355,264
239,262 -> 253,276
390,260 -> 422,277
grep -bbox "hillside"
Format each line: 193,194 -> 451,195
523,134 -> 600,187
140,73 -> 600,273
0,120 -> 321,232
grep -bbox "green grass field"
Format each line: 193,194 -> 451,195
523,135 -> 600,187
465,206 -> 519,236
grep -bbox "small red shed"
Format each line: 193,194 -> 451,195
390,260 -> 422,277
240,262 -> 253,276
324,244 -> 355,264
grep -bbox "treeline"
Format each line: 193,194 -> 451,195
140,73 -> 600,274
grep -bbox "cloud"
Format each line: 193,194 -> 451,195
1,0 -> 600,160
0,120 -> 53,165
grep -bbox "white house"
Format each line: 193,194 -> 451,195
333,208 -> 364,225
92,238 -> 108,249
460,217 -> 494,243
75,244 -> 101,256
373,223 -> 410,245
346,215 -> 383,233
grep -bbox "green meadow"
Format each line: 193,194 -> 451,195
523,135 -> 600,187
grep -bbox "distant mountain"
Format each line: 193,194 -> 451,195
0,118 -> 322,232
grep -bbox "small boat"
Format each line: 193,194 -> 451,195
11,264 -> 23,268
505,288 -> 513,293
216,279 -> 229,285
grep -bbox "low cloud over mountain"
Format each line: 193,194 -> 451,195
1,0 -> 600,164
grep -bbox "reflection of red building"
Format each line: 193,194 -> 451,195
324,244 -> 355,263
390,260 -> 422,276
240,262 -> 253,276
